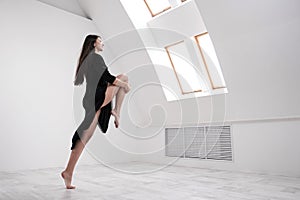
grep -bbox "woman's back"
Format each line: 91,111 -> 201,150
84,52 -> 107,89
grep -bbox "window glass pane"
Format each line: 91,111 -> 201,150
166,41 -> 206,94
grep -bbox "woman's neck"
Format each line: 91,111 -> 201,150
94,49 -> 102,55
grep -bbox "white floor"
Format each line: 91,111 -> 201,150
0,162 -> 300,200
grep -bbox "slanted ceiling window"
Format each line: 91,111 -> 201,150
165,41 -> 205,94
144,0 -> 189,17
195,32 -> 226,89
163,33 -> 227,97
144,0 -> 171,17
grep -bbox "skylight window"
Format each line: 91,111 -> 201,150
195,32 -> 226,89
144,0 -> 171,17
165,41 -> 206,94
147,37 -> 227,102
147,48 -> 182,101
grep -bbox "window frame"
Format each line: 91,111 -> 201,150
165,40 -> 203,95
143,0 -> 172,17
194,32 -> 226,90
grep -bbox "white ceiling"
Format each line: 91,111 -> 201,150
36,0 -> 88,18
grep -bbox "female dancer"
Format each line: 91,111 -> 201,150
61,35 -> 130,189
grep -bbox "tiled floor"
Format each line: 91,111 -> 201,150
0,162 -> 300,200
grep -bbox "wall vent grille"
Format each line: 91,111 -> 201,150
165,126 -> 232,161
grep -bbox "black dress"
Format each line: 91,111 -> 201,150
71,52 -> 116,150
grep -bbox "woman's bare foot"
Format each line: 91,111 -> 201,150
61,171 -> 76,189
111,109 -> 120,128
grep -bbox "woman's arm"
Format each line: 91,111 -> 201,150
101,68 -> 131,93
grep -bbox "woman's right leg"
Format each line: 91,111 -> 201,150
62,74 -> 128,189
61,109 -> 101,189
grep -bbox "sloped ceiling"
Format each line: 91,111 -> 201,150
36,0 -> 88,18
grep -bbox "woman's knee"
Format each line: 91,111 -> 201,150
117,74 -> 128,82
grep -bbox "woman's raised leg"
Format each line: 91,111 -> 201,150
101,74 -> 128,128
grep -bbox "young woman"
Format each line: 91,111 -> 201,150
61,35 -> 130,189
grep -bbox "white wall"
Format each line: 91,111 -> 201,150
134,119 -> 300,177
0,0 -> 100,171
232,120 -> 300,176
134,0 -> 300,176
194,0 -> 300,121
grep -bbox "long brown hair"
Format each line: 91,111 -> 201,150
74,34 -> 100,85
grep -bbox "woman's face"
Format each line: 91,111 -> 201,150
94,37 -> 104,52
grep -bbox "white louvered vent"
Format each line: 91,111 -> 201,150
165,126 -> 232,161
